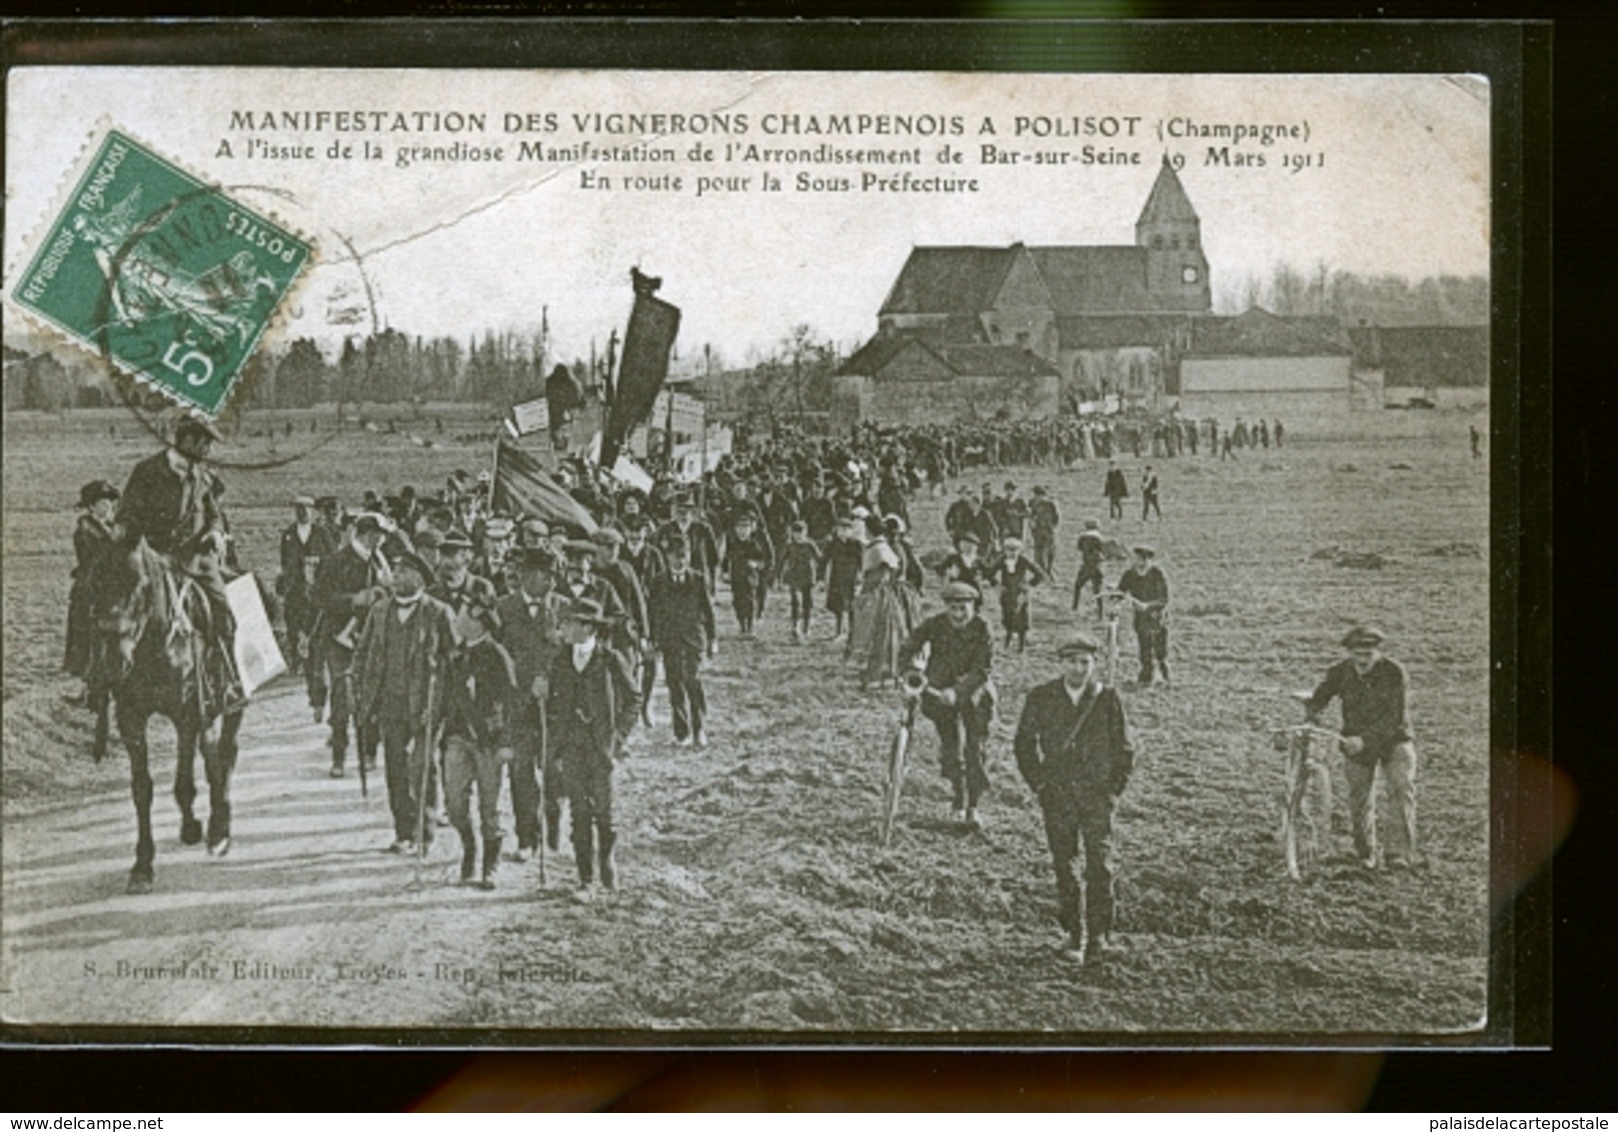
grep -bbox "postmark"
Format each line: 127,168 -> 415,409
7,126 -> 312,418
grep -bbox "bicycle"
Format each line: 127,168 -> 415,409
1268,719 -> 1340,881
1097,590 -> 1129,685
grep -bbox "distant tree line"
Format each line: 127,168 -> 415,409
1217,265 -> 1489,326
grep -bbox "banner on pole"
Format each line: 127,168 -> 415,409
601,269 -> 681,468
493,438 -> 599,536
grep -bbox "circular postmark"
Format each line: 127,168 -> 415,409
93,182 -> 382,472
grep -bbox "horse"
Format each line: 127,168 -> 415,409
85,535 -> 245,894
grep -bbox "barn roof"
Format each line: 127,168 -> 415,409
1347,324 -> 1488,386
1186,307 -> 1352,357
839,333 -> 1056,379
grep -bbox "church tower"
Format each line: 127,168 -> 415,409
1136,156 -> 1211,312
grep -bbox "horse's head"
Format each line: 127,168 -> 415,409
86,532 -> 159,680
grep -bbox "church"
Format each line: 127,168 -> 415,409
833,157 -> 1351,426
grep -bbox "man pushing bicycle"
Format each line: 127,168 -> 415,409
1303,626 -> 1419,871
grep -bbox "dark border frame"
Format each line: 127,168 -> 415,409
0,18 -> 1551,1053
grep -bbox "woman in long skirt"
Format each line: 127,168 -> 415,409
845,515 -> 920,689
64,480 -> 120,701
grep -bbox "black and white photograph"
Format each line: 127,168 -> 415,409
2,59 -> 1505,1042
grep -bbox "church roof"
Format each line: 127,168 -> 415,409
879,247 -> 1019,316
1136,157 -> 1200,227
1029,247 -> 1155,314
1057,314 -> 1189,349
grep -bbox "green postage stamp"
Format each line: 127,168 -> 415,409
7,127 -> 310,417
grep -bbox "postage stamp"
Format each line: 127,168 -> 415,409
6,126 -> 311,417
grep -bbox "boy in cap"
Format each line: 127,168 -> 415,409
897,581 -> 996,827
777,520 -> 822,643
722,512 -> 774,638
1072,519 -> 1107,615
997,536 -> 1046,653
441,600 -> 519,888
1013,633 -> 1135,965
1303,627 -> 1419,870
824,514 -> 864,641
1029,485 -> 1060,578
1117,544 -> 1170,685
546,598 -> 641,900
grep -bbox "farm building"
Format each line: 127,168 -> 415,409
1347,324 -> 1489,408
1175,306 -> 1356,419
830,335 -> 1058,432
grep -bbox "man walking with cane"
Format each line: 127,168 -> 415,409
496,548 -> 566,864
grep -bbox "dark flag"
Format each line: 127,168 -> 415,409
544,363 -> 584,448
600,267 -> 680,468
492,439 -> 599,536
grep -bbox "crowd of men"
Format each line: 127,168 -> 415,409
69,405 -> 1418,962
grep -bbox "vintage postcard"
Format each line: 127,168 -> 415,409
3,60 -> 1505,1043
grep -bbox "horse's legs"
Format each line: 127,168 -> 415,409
119,703 -> 156,893
174,719 -> 203,846
203,709 -> 242,854
91,689 -> 111,763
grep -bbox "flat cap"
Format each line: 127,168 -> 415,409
413,528 -> 444,551
941,581 -> 980,604
484,517 -> 514,539
1057,633 -> 1101,657
562,538 -> 598,558
292,494 -> 315,507
77,479 -> 120,508
353,512 -> 387,534
955,531 -> 980,547
1340,626 -> 1385,649
562,596 -> 612,626
1132,544 -> 1156,558
439,531 -> 473,552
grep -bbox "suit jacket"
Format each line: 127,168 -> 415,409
647,569 -> 716,652
311,542 -> 390,638
545,640 -> 639,766
441,636 -> 519,749
656,518 -> 720,586
494,589 -> 565,693
1013,678 -> 1133,798
117,449 -> 226,560
353,593 -> 453,727
899,612 -> 993,703
279,521 -> 337,597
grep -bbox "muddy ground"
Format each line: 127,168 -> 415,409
2,406 -> 1490,1037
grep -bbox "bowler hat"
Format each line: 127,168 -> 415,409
77,479 -> 120,508
391,551 -> 437,583
174,416 -> 223,444
1341,626 -> 1385,649
942,581 -> 980,605
1057,633 -> 1101,658
562,596 -> 613,627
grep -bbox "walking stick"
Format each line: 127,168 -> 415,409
412,659 -> 440,888
536,695 -> 549,887
347,665 -> 368,800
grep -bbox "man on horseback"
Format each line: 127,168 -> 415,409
116,416 -> 245,713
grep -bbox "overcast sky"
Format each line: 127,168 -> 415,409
6,69 -> 1488,365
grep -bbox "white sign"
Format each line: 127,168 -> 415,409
511,396 -> 550,436
226,573 -> 286,697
